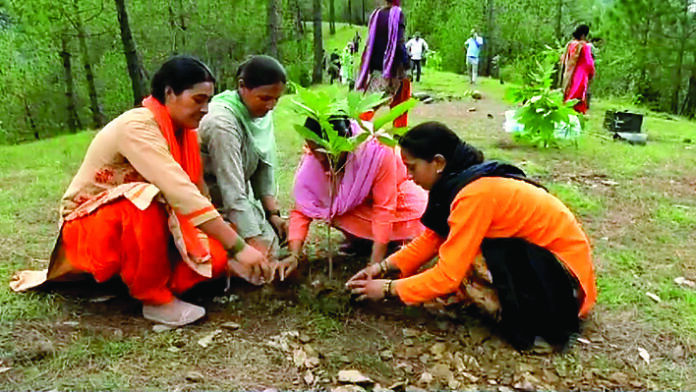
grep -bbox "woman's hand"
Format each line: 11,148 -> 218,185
346,263 -> 382,286
346,279 -> 392,301
273,254 -> 299,282
229,244 -> 272,285
268,215 -> 288,244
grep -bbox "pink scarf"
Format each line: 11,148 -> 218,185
294,121 -> 387,220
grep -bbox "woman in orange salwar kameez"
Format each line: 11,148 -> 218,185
560,24 -> 595,114
11,57 -> 271,327
348,122 -> 596,352
279,117 -> 427,279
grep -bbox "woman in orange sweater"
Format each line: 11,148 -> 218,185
347,122 -> 597,350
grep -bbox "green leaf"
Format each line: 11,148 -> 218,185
373,98 -> 419,132
376,135 -> 399,147
293,124 -> 328,148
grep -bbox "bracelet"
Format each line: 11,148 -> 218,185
384,279 -> 393,298
265,209 -> 281,220
228,235 -> 246,256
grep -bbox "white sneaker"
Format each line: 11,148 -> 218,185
142,298 -> 206,326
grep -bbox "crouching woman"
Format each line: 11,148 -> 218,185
347,122 -> 597,350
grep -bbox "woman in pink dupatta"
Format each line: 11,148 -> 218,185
560,24 -> 595,114
277,117 -> 427,279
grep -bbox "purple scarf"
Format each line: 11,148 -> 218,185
356,6 -> 402,90
294,121 -> 387,220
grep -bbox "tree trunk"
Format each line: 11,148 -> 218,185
267,0 -> 280,58
114,0 -> 147,107
60,36 -> 82,132
73,0 -> 105,128
23,97 -> 39,140
312,0 -> 323,84
555,0 -> 563,43
348,0 -> 352,25
483,0 -> 495,76
683,68 -> 696,118
329,0 -> 336,34
362,0 -> 366,25
671,31 -> 686,114
293,0 -> 303,36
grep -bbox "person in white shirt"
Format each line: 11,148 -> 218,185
465,29 -> 484,84
406,32 -> 429,82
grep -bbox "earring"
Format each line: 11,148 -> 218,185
436,169 -> 443,174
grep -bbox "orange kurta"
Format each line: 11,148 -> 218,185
288,146 -> 426,244
391,176 -> 596,317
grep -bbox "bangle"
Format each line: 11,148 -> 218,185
228,235 -> 246,256
265,209 -> 281,220
384,279 -> 393,298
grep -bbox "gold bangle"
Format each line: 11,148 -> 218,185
384,279 -> 393,298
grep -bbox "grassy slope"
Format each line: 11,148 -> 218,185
1,27 -> 696,390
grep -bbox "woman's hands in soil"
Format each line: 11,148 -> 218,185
229,244 -> 272,285
273,254 -> 298,282
346,278 -> 392,301
346,263 -> 382,285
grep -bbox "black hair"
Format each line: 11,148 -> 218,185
151,56 -> 215,104
236,55 -> 287,89
304,116 -> 351,140
399,121 -> 484,173
572,24 -> 590,40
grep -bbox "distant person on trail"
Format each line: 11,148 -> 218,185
353,31 -> 362,55
328,49 -> 342,84
356,0 -> 411,128
341,42 -> 356,87
406,32 -> 429,82
464,29 -> 484,84
347,122 -> 597,352
198,55 -> 288,268
560,24 -> 596,114
285,116 -> 427,276
10,56 -> 272,327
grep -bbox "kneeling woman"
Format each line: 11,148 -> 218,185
11,57 -> 271,327
281,117 -> 427,278
348,122 -> 596,350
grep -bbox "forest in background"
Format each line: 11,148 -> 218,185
0,0 -> 694,143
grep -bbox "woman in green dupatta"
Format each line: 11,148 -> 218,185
199,55 -> 289,278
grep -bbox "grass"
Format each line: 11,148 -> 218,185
1,60 -> 696,388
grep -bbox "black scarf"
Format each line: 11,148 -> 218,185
421,156 -> 546,238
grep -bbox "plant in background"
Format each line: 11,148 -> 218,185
505,47 -> 581,148
290,84 -> 417,278
426,50 -> 443,71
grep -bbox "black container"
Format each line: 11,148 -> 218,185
604,110 -> 643,133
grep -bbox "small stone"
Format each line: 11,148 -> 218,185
423,97 -> 435,104
419,353 -> 430,364
429,342 -> 447,357
197,329 -> 222,348
388,380 -> 407,390
468,107 -> 477,112
645,292 -> 661,303
430,363 -> 452,380
671,345 -> 685,361
152,324 -> 174,333
674,277 -> 696,288
221,322 -> 241,331
472,91 -> 483,100
112,328 -> 124,339
396,362 -> 414,374
608,372 -> 629,385
299,333 -> 312,344
306,356 -> 321,368
436,320 -> 451,331
405,387 -> 427,392
185,371 -> 204,383
498,386 -> 514,392
293,349 -> 308,368
630,381 -> 643,389
303,369 -> 315,385
488,379 -> 498,385
402,347 -> 420,358
448,378 -> 460,389
167,347 -> 180,353
468,326 -> 492,344
332,386 -> 367,392
62,321 -> 79,327
403,338 -> 416,346
339,355 -> 351,363
373,384 -> 395,392
514,380 -> 536,391
380,349 -> 393,361
460,371 -> 479,383
338,370 -> 373,385
402,328 -> 418,338
418,371 -> 433,385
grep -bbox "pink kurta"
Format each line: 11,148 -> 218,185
289,147 -> 426,244
561,41 -> 595,114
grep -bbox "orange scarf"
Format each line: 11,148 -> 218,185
142,96 -> 210,265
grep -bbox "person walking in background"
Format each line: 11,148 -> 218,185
560,24 -> 596,114
406,32 -> 429,82
353,31 -> 362,55
328,49 -> 342,85
355,0 -> 411,128
465,29 -> 484,84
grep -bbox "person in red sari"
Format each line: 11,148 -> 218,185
10,57 -> 271,327
560,24 -> 596,114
